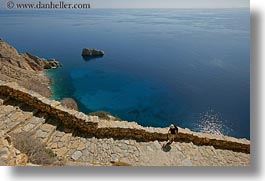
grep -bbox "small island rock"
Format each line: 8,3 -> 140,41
81,48 -> 104,57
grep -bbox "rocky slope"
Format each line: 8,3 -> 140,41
0,39 -> 60,97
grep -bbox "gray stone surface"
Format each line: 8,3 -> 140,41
71,151 -> 82,161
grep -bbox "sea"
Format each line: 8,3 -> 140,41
0,8 -> 250,139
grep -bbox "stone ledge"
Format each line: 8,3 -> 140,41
0,81 -> 250,153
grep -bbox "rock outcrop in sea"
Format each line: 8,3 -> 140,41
0,39 -> 61,97
81,48 -> 104,57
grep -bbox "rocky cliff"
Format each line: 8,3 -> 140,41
0,39 -> 60,97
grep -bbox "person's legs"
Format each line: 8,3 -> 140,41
168,134 -> 174,144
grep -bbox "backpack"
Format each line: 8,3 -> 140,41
169,125 -> 178,134
174,125 -> 179,134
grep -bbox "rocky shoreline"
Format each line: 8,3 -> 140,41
0,39 -> 112,116
0,39 -> 61,98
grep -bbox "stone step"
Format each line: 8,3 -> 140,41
0,105 -> 17,122
10,116 -> 46,135
9,111 -> 50,138
34,120 -> 58,144
4,103 -> 39,134
44,118 -> 62,144
0,101 -> 25,123
0,110 -> 33,133
47,130 -> 73,159
0,99 -> 34,119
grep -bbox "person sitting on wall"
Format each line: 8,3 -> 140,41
167,124 -> 178,144
162,124 -> 179,151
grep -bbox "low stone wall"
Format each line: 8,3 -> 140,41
0,81 -> 250,153
95,120 -> 250,153
0,81 -> 98,133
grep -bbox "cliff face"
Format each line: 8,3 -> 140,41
0,39 -> 60,97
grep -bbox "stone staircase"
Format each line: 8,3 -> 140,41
0,95 -> 250,166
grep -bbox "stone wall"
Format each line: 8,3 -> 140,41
0,81 -> 250,153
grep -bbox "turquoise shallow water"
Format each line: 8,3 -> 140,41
0,9 -> 250,139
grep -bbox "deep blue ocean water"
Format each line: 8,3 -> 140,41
0,9 -> 250,139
